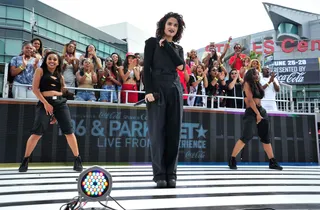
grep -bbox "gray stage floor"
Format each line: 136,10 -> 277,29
0,165 -> 320,210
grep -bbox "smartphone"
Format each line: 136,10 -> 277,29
80,70 -> 84,76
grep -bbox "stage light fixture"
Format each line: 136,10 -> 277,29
77,166 -> 113,202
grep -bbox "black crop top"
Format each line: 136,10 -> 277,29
243,83 -> 264,99
39,69 -> 62,92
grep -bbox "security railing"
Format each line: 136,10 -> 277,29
7,83 -> 295,112
0,62 -> 310,113
296,99 -> 320,113
277,82 -> 294,112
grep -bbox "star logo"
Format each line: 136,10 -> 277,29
196,125 -> 208,138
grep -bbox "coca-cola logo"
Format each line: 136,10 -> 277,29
185,151 -> 206,159
99,112 -> 122,120
277,72 -> 306,83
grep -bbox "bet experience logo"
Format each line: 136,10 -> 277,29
180,123 -> 208,159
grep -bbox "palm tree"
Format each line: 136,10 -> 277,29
249,51 -> 262,60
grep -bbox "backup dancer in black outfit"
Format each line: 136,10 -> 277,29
143,12 -> 185,188
228,68 -> 282,170
19,52 -> 83,172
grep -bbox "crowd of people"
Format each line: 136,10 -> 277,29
8,38 -> 144,104
182,38 -> 280,111
7,36 -> 280,111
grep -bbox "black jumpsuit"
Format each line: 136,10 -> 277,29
143,37 -> 184,182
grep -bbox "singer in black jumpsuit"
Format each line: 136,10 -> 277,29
143,12 -> 186,188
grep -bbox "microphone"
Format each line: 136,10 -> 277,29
134,93 -> 160,106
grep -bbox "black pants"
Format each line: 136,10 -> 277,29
240,106 -> 270,144
147,82 -> 183,182
30,96 -> 74,135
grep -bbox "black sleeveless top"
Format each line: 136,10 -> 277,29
243,82 -> 264,99
39,69 -> 62,92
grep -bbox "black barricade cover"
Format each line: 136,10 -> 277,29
0,101 -> 318,164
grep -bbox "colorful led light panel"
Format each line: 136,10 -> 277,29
80,170 -> 109,197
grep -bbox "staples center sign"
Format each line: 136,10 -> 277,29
210,38 -> 320,54
253,38 -> 320,54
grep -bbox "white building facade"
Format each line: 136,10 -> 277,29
99,22 -> 152,54
197,2 -> 320,101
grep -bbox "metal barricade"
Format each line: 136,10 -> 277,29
276,82 -> 294,112
3,78 -> 313,114
296,100 -> 320,113
10,83 -> 146,105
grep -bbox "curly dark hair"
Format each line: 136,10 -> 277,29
156,12 -> 186,43
244,68 -> 264,98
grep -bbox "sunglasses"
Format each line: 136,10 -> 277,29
106,60 -> 113,62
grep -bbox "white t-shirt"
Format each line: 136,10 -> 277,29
260,76 -> 279,111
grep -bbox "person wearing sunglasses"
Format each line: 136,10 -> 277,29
98,57 -> 121,102
229,44 -> 247,77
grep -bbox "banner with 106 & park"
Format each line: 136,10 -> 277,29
0,101 -> 318,164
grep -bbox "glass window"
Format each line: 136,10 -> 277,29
64,27 -> 71,38
5,39 -> 22,56
56,34 -> 65,44
119,52 -> 126,60
104,45 -> 110,54
7,7 -> 23,20
0,38 -> 4,54
98,43 -> 104,51
38,28 -> 47,37
23,9 -> 30,22
0,6 -> 6,18
78,43 -> 86,52
71,30 -> 78,41
0,56 -> 4,62
97,51 -> 103,58
6,20 -> 23,27
84,37 -> 92,46
47,31 -> 56,40
115,49 -> 120,55
47,19 -> 56,32
56,24 -> 64,35
278,23 -> 298,35
78,33 -> 86,43
0,18 -> 5,25
91,39 -> 98,48
5,56 -> 13,63
110,47 -> 115,54
24,22 -> 30,31
37,15 -> 47,28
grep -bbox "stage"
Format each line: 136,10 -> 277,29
0,165 -> 320,210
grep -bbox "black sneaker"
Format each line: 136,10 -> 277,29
269,158 -> 283,170
156,180 -> 167,188
73,155 -> 83,172
167,179 -> 176,188
228,157 -> 237,169
18,157 -> 30,172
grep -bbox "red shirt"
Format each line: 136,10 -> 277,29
229,54 -> 246,71
177,65 -> 191,99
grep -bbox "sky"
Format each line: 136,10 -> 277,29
39,0 -> 320,53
